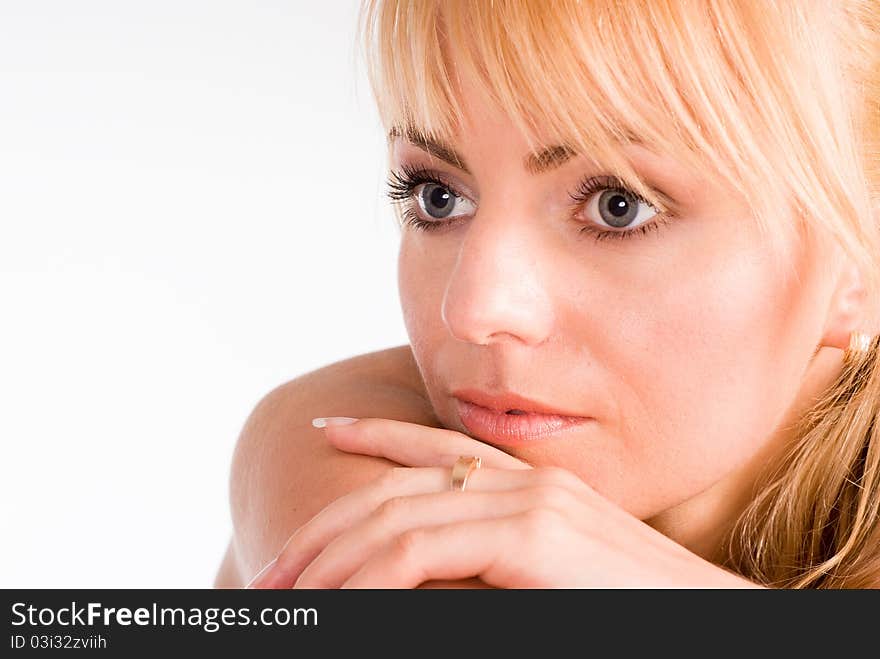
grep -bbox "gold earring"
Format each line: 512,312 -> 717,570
844,330 -> 874,363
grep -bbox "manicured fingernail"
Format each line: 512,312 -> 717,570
246,558 -> 277,589
311,417 -> 359,428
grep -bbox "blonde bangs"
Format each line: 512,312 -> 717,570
360,0 -> 880,312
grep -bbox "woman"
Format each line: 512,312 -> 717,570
218,0 -> 880,588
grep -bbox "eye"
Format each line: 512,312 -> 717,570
568,175 -> 674,242
385,165 -> 476,230
415,182 -> 475,220
581,186 -> 658,231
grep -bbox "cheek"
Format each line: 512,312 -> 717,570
587,230 -> 819,514
397,235 -> 448,352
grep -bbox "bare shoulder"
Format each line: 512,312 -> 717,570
214,345 -> 437,588
308,345 -> 429,404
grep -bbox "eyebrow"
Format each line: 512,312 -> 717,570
388,126 -> 579,176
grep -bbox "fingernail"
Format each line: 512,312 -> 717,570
246,558 -> 277,589
311,417 -> 359,428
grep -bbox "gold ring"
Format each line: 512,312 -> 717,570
450,455 -> 481,491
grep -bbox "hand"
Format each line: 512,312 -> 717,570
247,417 -> 759,588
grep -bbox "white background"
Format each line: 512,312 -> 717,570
0,1 -> 406,587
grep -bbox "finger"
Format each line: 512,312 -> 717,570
317,417 -> 532,470
340,512 -> 566,588
294,486 -> 549,588
248,465 -> 541,589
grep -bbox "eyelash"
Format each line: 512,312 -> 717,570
385,164 -> 672,242
385,164 -> 463,233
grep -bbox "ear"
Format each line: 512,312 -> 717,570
818,257 -> 868,351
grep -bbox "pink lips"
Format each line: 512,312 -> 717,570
455,398 -> 592,447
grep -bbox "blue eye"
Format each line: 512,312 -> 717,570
584,188 -> 658,230
570,175 -> 673,242
416,183 -> 474,220
385,165 -> 475,231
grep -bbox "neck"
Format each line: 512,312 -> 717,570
644,345 -> 846,564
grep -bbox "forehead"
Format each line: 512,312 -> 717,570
390,63 -> 657,165
392,49 -> 687,175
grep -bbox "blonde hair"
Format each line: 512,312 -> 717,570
359,0 -> 880,587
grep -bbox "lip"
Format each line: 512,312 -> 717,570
451,388 -> 587,417
452,388 -> 593,447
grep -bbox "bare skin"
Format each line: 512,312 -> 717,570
216,338 -> 851,588
214,344 -> 487,588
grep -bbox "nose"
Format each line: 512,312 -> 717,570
440,206 -> 555,347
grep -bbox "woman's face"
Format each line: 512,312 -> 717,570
394,78 -> 841,522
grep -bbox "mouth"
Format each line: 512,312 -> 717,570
453,395 -> 593,447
